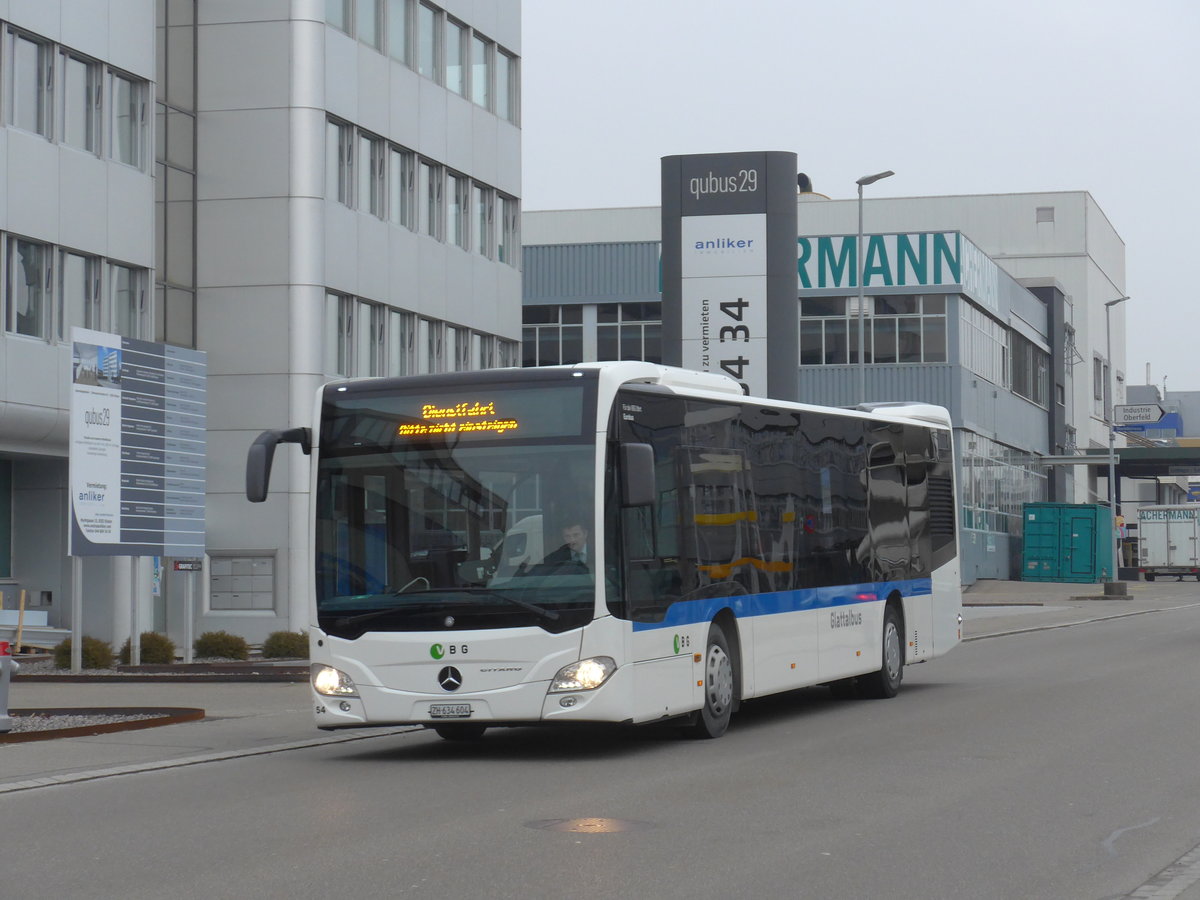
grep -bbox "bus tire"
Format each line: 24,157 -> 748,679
433,723 -> 487,741
858,605 -> 903,699
691,622 -> 735,739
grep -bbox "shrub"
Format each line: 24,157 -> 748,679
53,636 -> 115,670
261,630 -> 309,659
193,630 -> 250,661
119,631 -> 177,665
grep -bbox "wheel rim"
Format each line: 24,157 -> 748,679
705,643 -> 734,715
883,621 -> 901,684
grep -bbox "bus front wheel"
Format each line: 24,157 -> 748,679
691,623 -> 735,739
858,605 -> 904,699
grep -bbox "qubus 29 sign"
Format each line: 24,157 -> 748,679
662,151 -> 799,402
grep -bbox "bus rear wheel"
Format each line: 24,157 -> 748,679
433,723 -> 487,741
691,623 -> 735,739
858,605 -> 904,699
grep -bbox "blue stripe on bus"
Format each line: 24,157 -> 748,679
630,577 -> 933,632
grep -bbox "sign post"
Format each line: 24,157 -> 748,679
662,152 -> 799,401
69,329 -> 207,667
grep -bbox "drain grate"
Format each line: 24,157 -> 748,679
525,817 -> 651,834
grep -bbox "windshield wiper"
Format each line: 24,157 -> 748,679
333,600 -> 441,629
453,587 -> 560,622
332,587 -> 559,628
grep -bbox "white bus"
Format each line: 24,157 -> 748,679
246,362 -> 961,740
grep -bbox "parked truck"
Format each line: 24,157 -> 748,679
1137,505 -> 1200,581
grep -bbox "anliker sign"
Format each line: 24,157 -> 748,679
661,151 -> 799,401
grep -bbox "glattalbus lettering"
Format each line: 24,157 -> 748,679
830,609 -> 863,629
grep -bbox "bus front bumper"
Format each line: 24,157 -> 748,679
312,663 -> 636,730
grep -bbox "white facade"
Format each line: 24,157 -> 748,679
0,0 -> 522,648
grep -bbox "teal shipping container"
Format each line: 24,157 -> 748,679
1021,503 -> 1114,583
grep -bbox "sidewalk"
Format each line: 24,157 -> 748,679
3,578 -> 1199,794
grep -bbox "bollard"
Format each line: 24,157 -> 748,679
0,640 -> 19,734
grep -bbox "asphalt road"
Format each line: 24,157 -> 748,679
6,606 -> 1200,900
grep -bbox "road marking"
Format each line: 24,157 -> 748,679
1104,818 -> 1161,854
0,726 -> 422,794
1124,840 -> 1200,899
964,602 -> 1200,642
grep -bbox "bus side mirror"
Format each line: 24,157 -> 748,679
620,442 -> 655,507
246,427 -> 311,502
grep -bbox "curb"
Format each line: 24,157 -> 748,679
0,707 -> 205,743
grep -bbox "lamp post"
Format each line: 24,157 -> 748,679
1105,295 -> 1129,583
856,170 -> 894,405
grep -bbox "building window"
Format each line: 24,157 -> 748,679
447,171 -> 468,248
389,145 -> 415,227
59,251 -> 101,338
61,53 -> 101,152
326,292 -> 354,375
419,159 -> 443,239
388,309 -> 415,375
358,0 -> 383,49
326,118 -> 353,206
473,183 -> 493,257
445,18 -> 465,95
1011,332 -> 1050,408
10,31 -> 51,137
111,263 -> 147,338
960,435 -> 1047,535
7,238 -> 51,338
388,0 -> 410,62
497,339 -> 519,368
470,33 -> 490,108
111,70 -> 147,169
801,294 -> 947,367
522,305 -> 583,367
597,302 -> 662,363
326,0 -> 352,34
418,2 -> 439,80
497,194 -> 518,266
496,49 -> 516,123
358,132 -> 385,217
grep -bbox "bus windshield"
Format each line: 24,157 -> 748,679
315,377 -> 597,637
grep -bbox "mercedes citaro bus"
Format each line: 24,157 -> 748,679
246,362 -> 961,740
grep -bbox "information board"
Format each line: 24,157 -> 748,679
69,328 -> 207,557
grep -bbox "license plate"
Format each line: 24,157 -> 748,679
429,703 -> 473,719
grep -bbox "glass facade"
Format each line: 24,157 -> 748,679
960,434 -> 1047,536
800,294 -> 947,366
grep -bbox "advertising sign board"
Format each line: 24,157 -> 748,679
69,328 -> 208,557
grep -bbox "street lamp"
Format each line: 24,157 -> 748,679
1105,295 -> 1129,583
856,170 -> 894,405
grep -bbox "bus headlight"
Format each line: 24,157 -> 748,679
549,657 -> 617,693
312,664 -> 359,697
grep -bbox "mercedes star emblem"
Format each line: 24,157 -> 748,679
438,666 -> 463,692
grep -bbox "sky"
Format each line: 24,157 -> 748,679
520,0 -> 1200,393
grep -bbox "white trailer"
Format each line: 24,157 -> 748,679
1137,505 -> 1200,581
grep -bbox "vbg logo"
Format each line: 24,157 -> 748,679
430,643 -> 445,660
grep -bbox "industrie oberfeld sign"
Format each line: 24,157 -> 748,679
69,327 -> 207,557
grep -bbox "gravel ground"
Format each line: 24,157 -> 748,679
4,711 -> 162,734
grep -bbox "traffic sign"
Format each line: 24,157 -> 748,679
1115,403 -> 1164,424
